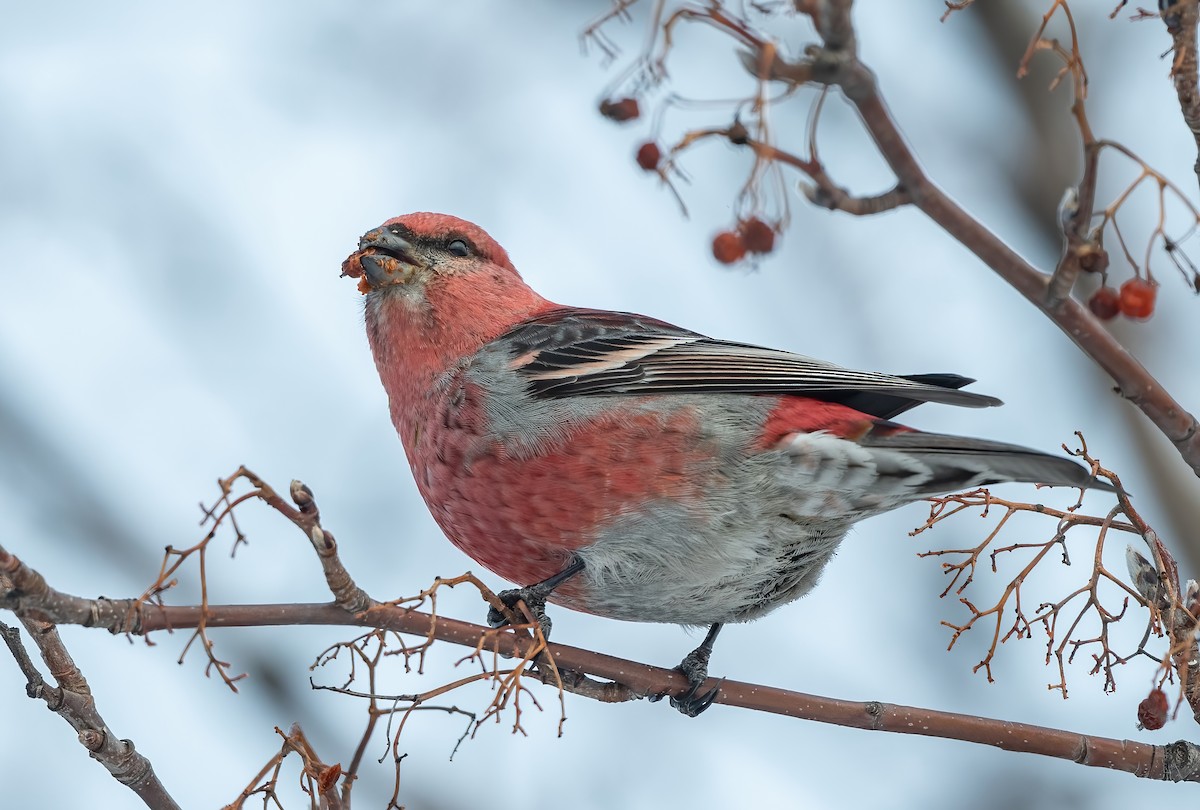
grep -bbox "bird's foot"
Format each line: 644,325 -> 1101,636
485,559 -> 585,641
649,623 -> 724,716
487,587 -> 553,639
668,643 -> 721,717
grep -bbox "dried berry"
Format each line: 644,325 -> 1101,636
600,97 -> 640,123
318,764 -> 342,794
636,141 -> 662,172
712,231 -> 747,265
341,249 -> 378,294
1077,245 -> 1108,274
1137,687 -> 1168,730
1087,287 -> 1120,321
739,217 -> 776,254
1118,277 -> 1157,320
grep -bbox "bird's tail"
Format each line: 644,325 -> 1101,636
859,430 -> 1114,496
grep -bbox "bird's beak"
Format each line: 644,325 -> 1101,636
341,228 -> 421,293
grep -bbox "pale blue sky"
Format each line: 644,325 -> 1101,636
1,3 -> 1196,808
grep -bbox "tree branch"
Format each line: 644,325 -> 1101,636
1162,0 -> 1200,193
0,618 -> 181,809
7,589 -> 1199,784
132,602 -> 1200,784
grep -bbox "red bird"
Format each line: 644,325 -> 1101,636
343,212 -> 1107,714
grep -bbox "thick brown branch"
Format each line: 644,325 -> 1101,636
76,600 -> 1193,784
14,558 -> 1195,782
1,545 -> 141,632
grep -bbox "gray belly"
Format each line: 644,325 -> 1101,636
566,503 -> 851,626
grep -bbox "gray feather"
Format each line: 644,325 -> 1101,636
859,431 -> 1112,493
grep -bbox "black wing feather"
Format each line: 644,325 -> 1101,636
501,308 -> 1000,415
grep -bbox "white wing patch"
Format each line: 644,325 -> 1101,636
517,335 -> 699,378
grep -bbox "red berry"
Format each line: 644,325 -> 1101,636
712,231 -> 746,265
1087,287 -> 1120,320
1118,277 -> 1157,320
739,217 -> 776,254
599,97 -> 640,123
635,142 -> 661,172
1137,687 -> 1169,730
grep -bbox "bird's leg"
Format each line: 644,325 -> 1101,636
652,623 -> 724,717
486,557 -> 585,639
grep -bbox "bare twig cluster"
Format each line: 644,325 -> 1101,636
911,435 -> 1200,727
0,469 -> 581,808
184,472 -> 576,807
1026,0 -> 1200,318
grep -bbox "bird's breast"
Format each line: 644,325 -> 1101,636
399,385 -> 730,590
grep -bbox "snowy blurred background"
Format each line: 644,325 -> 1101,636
2,2 -> 1198,808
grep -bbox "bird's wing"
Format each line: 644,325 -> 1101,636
498,308 -> 1001,416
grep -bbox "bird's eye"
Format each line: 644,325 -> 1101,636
447,239 -> 471,257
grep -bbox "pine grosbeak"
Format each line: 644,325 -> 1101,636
343,212 -> 1107,715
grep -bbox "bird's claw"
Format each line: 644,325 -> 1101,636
487,587 -> 553,639
670,679 -> 722,717
650,640 -> 721,716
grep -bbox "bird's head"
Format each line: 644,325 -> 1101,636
345,213 -> 552,383
342,212 -> 518,296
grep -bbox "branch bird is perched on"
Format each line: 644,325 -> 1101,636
343,212 -> 1109,715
